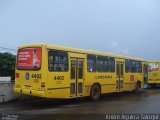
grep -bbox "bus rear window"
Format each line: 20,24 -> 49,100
17,48 -> 42,70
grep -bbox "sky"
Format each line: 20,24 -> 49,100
0,0 -> 160,60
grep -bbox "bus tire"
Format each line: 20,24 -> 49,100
134,81 -> 141,92
90,84 -> 101,101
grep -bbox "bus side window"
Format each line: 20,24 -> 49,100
136,61 -> 142,73
87,55 -> 96,72
109,57 -> 115,72
97,56 -> 109,72
125,59 -> 131,73
131,60 -> 136,73
48,50 -> 68,72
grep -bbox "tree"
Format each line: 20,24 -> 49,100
0,52 -> 16,81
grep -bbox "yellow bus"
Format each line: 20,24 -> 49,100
14,44 -> 146,100
148,61 -> 160,88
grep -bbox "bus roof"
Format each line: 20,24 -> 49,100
19,43 -> 145,61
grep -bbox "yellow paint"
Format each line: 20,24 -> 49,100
148,61 -> 160,85
14,44 -> 145,99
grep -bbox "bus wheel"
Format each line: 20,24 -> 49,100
90,84 -> 101,101
135,81 -> 141,92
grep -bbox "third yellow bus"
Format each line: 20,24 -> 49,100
148,61 -> 160,88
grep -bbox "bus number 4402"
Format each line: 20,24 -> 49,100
54,76 -> 64,80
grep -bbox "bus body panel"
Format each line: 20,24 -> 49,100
14,45 -> 48,97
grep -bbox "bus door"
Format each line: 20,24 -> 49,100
116,62 -> 124,91
70,58 -> 84,97
144,64 -> 149,88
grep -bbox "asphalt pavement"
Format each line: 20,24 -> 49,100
0,87 -> 160,120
